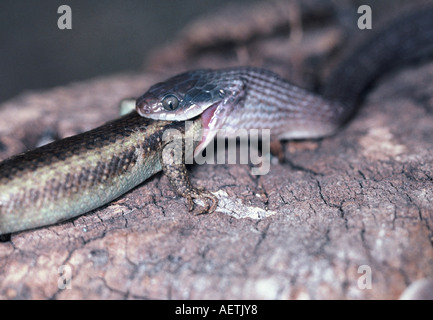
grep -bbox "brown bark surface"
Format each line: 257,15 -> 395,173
0,0 -> 432,299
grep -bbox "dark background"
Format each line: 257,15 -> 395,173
0,0 -> 248,104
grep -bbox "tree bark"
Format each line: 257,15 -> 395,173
1,0 -> 432,299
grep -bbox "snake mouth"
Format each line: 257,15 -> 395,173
136,98 -> 216,122
200,103 -> 218,130
193,102 -> 220,156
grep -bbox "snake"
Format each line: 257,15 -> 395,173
1,4 -> 432,235
136,4 -> 433,156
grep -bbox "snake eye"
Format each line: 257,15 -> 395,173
161,94 -> 179,111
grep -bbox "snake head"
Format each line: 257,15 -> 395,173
136,69 -> 247,155
136,69 -> 230,121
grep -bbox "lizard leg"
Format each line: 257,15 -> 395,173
160,138 -> 218,214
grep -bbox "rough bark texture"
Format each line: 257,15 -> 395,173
1,0 -> 432,299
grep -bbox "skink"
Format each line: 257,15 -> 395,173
0,113 -> 216,235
